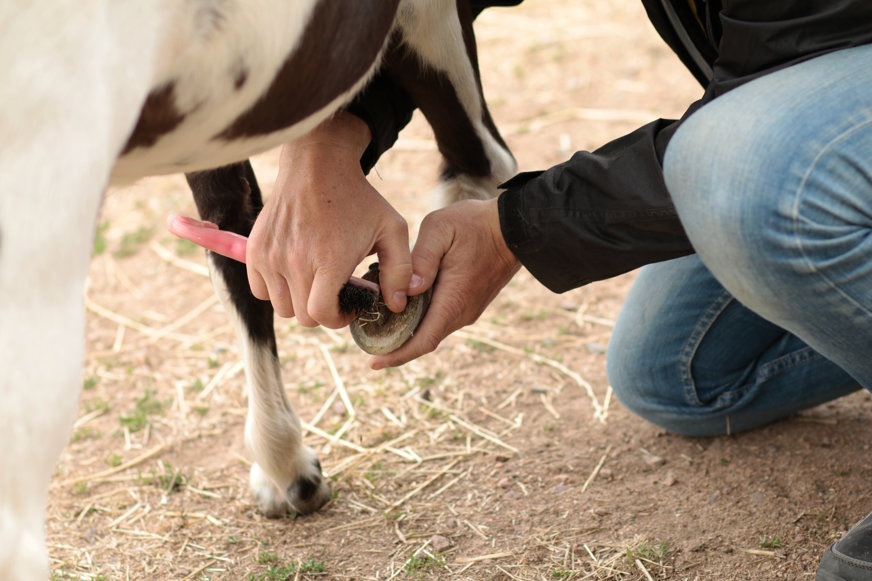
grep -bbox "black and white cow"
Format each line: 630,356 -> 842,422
0,1 -> 515,579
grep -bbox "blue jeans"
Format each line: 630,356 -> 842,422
608,44 -> 872,437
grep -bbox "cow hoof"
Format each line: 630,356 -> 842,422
249,455 -> 332,518
348,263 -> 433,355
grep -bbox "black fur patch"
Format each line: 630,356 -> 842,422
122,83 -> 186,155
218,0 -> 400,139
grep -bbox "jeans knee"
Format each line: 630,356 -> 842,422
607,305 -> 711,436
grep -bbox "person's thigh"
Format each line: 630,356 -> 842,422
663,44 -> 872,388
607,255 -> 859,437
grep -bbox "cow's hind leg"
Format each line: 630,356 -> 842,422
387,0 -> 517,207
186,163 -> 331,517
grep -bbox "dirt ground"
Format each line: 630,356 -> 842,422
48,1 -> 872,580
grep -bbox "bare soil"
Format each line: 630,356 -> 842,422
48,1 -> 872,580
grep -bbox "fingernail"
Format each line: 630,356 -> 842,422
409,274 -> 424,290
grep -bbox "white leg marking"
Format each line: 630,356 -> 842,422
208,258 -> 330,516
398,0 -> 517,205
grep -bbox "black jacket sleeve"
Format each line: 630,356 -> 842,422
498,119 -> 694,293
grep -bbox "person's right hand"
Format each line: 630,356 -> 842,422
370,197 -> 521,369
246,112 -> 414,328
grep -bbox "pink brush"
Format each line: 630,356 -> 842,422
166,214 -> 380,294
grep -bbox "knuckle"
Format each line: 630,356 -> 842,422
296,313 -> 318,328
273,304 -> 293,318
388,214 -> 409,233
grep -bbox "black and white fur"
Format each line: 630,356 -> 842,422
0,1 -> 515,579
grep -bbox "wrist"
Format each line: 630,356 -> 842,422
281,111 -> 372,167
485,198 -> 521,271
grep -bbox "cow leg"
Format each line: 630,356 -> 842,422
0,180 -> 104,581
0,6 -> 160,576
388,0 -> 517,207
186,163 -> 331,517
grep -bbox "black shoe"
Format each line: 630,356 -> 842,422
817,510 -> 872,580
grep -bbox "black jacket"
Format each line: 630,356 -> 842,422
348,0 -> 872,293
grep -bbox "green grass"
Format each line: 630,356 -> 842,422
247,558 -> 325,581
626,540 -> 671,567
92,221 -> 110,256
759,537 -> 782,549
404,554 -> 446,577
113,226 -> 154,258
119,389 -> 166,432
70,426 -> 101,443
139,461 -> 189,493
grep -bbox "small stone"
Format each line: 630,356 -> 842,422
497,477 -> 513,489
598,468 -> 614,481
585,342 -> 607,354
592,507 -> 610,517
662,471 -> 677,486
430,534 -> 451,553
642,452 -> 667,467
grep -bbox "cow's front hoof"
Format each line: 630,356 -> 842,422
348,263 -> 432,355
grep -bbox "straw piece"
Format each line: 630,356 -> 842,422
198,361 -> 244,400
581,445 -> 612,493
319,344 -> 355,418
448,413 -> 518,454
636,558 -> 655,581
85,297 -> 189,342
388,459 -> 460,509
147,295 -> 219,344
60,443 -> 169,487
149,239 -> 210,277
455,552 -> 513,564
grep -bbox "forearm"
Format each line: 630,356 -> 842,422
498,119 -> 695,293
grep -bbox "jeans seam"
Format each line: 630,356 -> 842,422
678,289 -> 734,406
792,117 -> 872,319
756,345 -> 822,383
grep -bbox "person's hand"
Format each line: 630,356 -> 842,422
246,112 -> 413,328
370,198 -> 521,369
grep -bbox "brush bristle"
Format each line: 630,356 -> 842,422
338,283 -> 378,315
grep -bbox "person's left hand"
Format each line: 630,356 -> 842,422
244,112 -> 413,329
